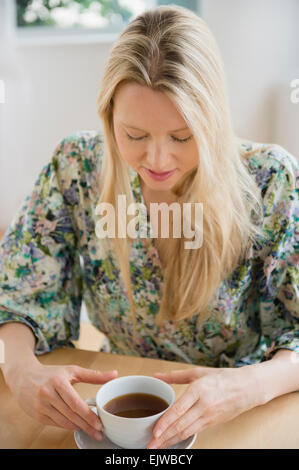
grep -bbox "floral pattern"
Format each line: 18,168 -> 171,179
0,130 -> 298,368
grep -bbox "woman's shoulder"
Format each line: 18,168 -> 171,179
53,129 -> 104,166
236,137 -> 298,260
51,130 -> 105,200
236,136 -> 298,194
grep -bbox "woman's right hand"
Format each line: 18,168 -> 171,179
5,361 -> 118,441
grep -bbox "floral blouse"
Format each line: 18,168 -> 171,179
0,130 -> 298,368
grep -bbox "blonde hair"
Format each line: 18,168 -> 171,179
96,5 -> 265,344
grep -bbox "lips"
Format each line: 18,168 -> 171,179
144,167 -> 176,181
147,169 -> 175,175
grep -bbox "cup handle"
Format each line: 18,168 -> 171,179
85,398 -> 97,407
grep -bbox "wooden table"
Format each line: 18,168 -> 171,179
0,347 -> 299,449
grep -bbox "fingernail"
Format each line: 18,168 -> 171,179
94,431 -> 103,441
155,429 -> 162,438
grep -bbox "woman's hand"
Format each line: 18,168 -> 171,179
6,361 -> 118,441
147,365 -> 262,449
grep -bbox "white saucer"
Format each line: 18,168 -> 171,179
74,407 -> 197,449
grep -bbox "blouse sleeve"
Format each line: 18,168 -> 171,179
257,148 -> 299,362
0,138 -> 83,355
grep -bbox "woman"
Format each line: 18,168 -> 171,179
0,5 -> 298,449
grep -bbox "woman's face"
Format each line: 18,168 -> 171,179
112,82 -> 199,196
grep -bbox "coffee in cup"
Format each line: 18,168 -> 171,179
85,375 -> 175,448
103,392 -> 169,418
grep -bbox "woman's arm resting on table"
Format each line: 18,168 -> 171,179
146,350 -> 299,449
0,136 -> 118,442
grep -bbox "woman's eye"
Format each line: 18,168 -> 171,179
126,133 -> 145,141
126,133 -> 192,143
171,135 -> 192,143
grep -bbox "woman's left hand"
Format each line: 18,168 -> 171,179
147,365 -> 263,449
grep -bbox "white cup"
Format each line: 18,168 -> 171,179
85,375 -> 175,449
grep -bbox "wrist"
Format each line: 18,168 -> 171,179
2,350 -> 40,388
0,322 -> 39,383
237,362 -> 270,408
244,351 -> 299,406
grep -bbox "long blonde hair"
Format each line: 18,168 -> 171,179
96,5 -> 265,344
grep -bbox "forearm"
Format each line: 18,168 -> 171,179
250,348 -> 299,405
0,322 -> 39,379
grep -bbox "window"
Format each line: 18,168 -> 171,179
16,0 -> 200,30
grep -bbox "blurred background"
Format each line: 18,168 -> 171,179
0,0 -> 298,346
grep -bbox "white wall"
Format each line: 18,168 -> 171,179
0,39 -> 112,230
201,0 -> 299,148
1,0 -> 298,231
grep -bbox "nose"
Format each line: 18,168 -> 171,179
146,141 -> 174,173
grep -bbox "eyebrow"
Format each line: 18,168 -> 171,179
121,122 -> 189,133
